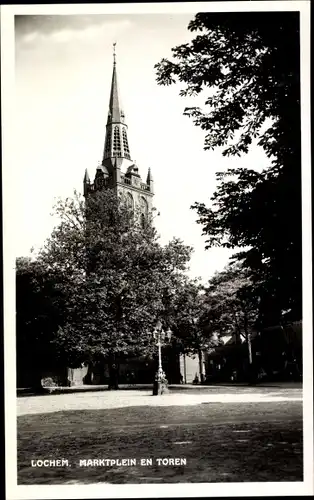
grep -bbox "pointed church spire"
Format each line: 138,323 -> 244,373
85,45 -> 154,211
83,168 -> 91,197
108,42 -> 123,124
146,167 -> 154,194
146,167 -> 153,183
102,44 -> 131,163
84,168 -> 90,183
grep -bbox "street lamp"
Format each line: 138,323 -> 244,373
151,320 -> 172,395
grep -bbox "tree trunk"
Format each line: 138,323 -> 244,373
244,312 -> 256,385
108,353 -> 119,390
198,349 -> 205,384
247,332 -> 253,365
183,352 -> 187,384
243,311 -> 253,365
83,363 -> 94,385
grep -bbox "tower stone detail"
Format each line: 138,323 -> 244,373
83,46 -> 154,217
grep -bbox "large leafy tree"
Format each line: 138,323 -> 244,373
155,12 -> 301,326
38,189 -> 193,382
16,257 -> 67,390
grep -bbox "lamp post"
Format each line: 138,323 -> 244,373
151,320 -> 172,395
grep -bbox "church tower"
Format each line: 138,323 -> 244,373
83,44 -> 154,220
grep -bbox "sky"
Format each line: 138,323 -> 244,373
13,11 -> 272,283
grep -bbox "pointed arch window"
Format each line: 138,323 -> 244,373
104,130 -> 112,157
125,192 -> 134,211
96,177 -> 104,189
122,128 -> 130,159
140,213 -> 146,229
113,126 -> 121,156
140,196 -> 148,228
140,196 -> 148,215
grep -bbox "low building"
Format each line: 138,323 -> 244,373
204,322 -> 302,383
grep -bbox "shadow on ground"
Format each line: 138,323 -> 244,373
17,401 -> 303,485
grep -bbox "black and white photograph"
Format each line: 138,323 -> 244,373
2,1 -> 313,498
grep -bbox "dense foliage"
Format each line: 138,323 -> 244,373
16,257 -> 67,388
34,189 -> 194,369
155,12 -> 301,326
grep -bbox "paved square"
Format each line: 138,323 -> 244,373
17,386 -> 303,484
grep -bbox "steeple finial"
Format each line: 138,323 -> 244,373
107,44 -> 121,124
113,42 -> 116,65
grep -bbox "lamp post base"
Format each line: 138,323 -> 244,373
153,380 -> 169,395
152,369 -> 169,396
